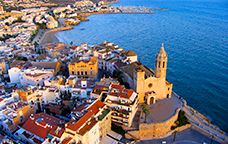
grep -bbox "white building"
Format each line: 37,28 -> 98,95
19,69 -> 54,86
104,84 -> 138,127
39,87 -> 60,104
66,76 -> 95,99
8,67 -> 21,84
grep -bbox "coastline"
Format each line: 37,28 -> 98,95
33,3 -> 228,144
35,26 -> 73,46
36,5 -> 157,46
40,24 -> 228,143
173,92 -> 228,143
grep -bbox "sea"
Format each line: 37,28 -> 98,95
56,0 -> 228,132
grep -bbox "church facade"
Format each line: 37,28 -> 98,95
120,43 -> 173,104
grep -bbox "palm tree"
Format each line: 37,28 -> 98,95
142,104 -> 150,122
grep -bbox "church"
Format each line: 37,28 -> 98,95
120,43 -> 173,104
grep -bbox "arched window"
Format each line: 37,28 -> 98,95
158,61 -> 161,68
163,61 -> 165,68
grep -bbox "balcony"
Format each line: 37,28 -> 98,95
112,108 -> 130,115
112,112 -> 129,119
106,99 -> 131,106
98,109 -> 110,121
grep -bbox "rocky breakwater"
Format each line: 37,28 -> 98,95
117,6 -> 154,14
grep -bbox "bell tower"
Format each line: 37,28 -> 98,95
155,43 -> 168,79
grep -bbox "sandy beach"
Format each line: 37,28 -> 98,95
34,26 -> 73,46
40,31 -> 60,45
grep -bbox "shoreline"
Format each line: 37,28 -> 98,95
35,4 -> 228,143
35,26 -> 73,46
37,5 -> 158,46
173,92 -> 228,143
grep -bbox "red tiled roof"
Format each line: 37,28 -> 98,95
66,111 -> 93,131
49,126 -> 65,138
111,84 -> 124,89
78,119 -> 97,135
62,137 -> 73,144
87,100 -> 105,115
66,100 -> 105,132
92,85 -> 108,95
109,84 -> 134,99
22,113 -> 64,139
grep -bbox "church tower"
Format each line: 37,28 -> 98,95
155,43 -> 168,79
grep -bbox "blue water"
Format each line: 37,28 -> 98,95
56,0 -> 228,132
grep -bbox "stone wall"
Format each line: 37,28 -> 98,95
126,109 -> 180,140
174,124 -> 191,132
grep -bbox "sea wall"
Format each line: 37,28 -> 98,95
48,26 -> 73,32
139,109 -> 180,139
126,109 -> 182,140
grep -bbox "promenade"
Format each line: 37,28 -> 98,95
138,128 -> 220,144
173,92 -> 228,143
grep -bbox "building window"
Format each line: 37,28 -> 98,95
148,83 -> 153,88
85,71 -> 87,75
20,116 -> 23,123
158,61 -> 161,68
81,71 -> 83,75
72,71 -> 74,75
77,71 -> 80,75
163,62 -> 165,68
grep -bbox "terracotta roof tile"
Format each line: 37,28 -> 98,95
22,113 -> 64,139
78,119 -> 97,135
66,111 -> 93,131
62,137 -> 73,144
109,84 -> 134,99
66,100 -> 105,133
87,100 -> 105,115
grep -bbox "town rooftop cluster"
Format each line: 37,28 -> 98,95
0,0 -> 227,144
